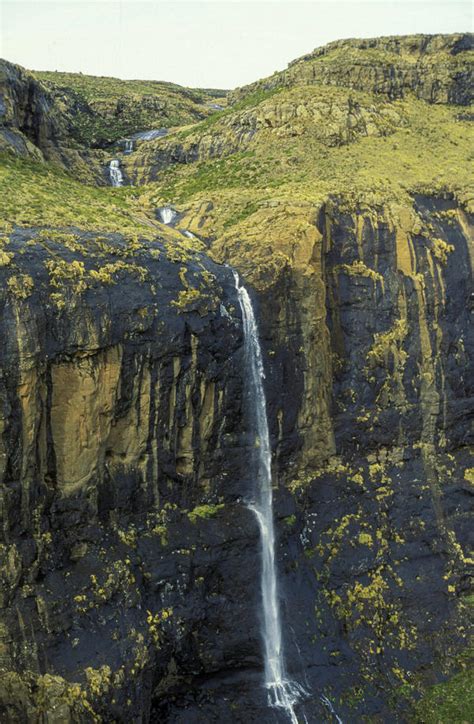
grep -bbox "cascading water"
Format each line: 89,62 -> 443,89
109,159 -> 123,187
233,272 -> 303,724
124,139 -> 134,154
158,206 -> 177,225
321,695 -> 343,724
131,128 -> 168,141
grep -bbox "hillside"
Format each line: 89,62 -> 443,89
0,33 -> 472,723
33,70 -> 227,147
0,60 -> 227,182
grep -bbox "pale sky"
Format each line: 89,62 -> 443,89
1,0 -> 472,89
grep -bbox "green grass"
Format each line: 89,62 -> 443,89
33,70 -> 224,146
412,658 -> 473,723
0,152 -> 154,235
187,504 -> 224,523
175,86 -> 284,140
139,92 -> 472,226
222,200 -> 261,229
148,150 -> 271,203
33,70 -> 216,104
399,593 -> 474,724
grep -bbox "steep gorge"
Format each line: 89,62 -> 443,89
0,32 -> 472,723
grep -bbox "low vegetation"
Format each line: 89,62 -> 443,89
0,152 -> 154,235
34,70 -> 226,146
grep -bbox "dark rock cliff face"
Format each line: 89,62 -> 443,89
0,228 -> 270,721
251,194 -> 473,720
0,61 -> 107,181
0,60 -> 66,155
0,196 -> 472,722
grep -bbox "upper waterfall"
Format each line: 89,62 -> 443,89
109,159 -> 123,187
233,272 -> 304,724
131,128 -> 168,142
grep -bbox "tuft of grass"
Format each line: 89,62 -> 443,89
187,504 -> 224,523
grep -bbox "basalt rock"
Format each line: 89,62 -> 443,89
0,226 -> 270,721
171,191 -> 473,719
0,193 -> 471,722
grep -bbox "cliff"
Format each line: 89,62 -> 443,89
0,34 -> 472,723
229,33 -> 474,105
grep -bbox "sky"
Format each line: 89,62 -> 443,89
1,0 -> 472,89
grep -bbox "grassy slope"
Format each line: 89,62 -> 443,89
33,70 -> 224,101
413,661 -> 474,723
410,595 -> 473,723
2,59 -> 471,246
139,88 -> 473,217
228,34 -> 474,103
33,70 -> 227,146
0,153 -> 155,236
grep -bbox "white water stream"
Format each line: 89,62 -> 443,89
109,159 -> 123,187
158,206 -> 178,225
131,128 -> 168,141
233,272 -> 303,724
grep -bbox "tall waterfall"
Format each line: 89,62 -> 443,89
109,159 -> 123,187
233,272 -> 303,724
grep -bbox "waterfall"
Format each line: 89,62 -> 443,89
131,128 -> 168,141
321,695 -> 343,724
109,159 -> 123,187
124,139 -> 134,154
158,206 -> 177,225
233,272 -> 303,724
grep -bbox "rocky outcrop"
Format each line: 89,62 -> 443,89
230,33 -> 474,106
123,85 -> 407,184
169,191 -> 473,719
0,226 -> 271,721
0,60 -> 66,154
0,60 -> 106,182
